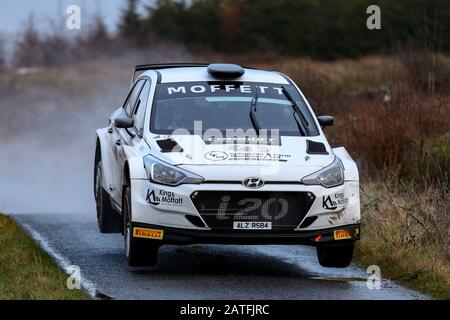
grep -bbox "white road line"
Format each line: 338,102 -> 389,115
17,220 -> 97,298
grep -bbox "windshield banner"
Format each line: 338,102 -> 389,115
156,82 -> 291,101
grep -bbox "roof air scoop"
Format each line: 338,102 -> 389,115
207,63 -> 245,79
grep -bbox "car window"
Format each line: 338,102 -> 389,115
124,79 -> 145,117
132,80 -> 151,136
151,82 -> 319,136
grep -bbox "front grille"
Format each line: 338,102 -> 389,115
191,191 -> 315,231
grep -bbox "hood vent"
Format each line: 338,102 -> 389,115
306,140 -> 328,155
156,138 -> 184,153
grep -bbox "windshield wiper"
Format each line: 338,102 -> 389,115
281,86 -> 308,136
249,88 -> 262,135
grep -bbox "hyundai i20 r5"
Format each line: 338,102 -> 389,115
94,63 -> 361,268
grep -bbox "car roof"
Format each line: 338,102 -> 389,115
141,66 -> 290,85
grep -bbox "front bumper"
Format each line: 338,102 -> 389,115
130,179 -> 361,232
132,222 -> 360,245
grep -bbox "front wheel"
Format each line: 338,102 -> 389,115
123,187 -> 159,267
316,243 -> 354,268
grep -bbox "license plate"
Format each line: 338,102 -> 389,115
233,221 -> 272,230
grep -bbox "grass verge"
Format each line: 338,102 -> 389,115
0,214 -> 89,299
353,181 -> 450,299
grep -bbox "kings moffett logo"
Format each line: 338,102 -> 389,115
146,189 -> 183,206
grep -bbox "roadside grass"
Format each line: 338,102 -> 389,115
243,53 -> 449,299
0,214 -> 89,300
245,53 -> 449,298
354,181 -> 450,299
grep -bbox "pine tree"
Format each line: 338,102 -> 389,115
118,0 -> 142,42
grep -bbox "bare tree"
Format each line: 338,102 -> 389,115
0,34 -> 6,69
13,15 -> 43,67
74,13 -> 117,60
38,13 -> 72,66
84,14 -> 111,47
40,34 -> 71,66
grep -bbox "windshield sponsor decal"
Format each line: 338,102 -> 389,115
323,192 -> 349,210
146,189 -> 183,206
204,151 -> 291,162
157,82 -> 291,101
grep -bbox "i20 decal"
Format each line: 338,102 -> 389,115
216,197 -> 289,221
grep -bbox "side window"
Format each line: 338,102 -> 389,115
123,79 -> 145,116
132,80 -> 151,136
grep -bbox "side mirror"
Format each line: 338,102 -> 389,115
113,112 -> 134,129
317,115 -> 334,128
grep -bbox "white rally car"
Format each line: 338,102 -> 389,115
94,63 -> 360,268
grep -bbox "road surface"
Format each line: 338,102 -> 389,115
13,212 -> 428,300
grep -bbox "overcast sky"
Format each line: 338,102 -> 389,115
0,0 -> 137,35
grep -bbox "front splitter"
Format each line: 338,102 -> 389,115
131,222 -> 360,246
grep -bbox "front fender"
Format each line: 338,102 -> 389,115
96,127 -> 115,191
332,147 -> 359,181
123,140 -> 150,181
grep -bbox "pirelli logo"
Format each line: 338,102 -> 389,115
133,227 -> 164,240
333,229 -> 352,240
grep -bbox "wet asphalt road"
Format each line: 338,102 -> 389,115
13,212 -> 427,300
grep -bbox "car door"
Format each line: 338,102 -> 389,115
110,79 -> 145,205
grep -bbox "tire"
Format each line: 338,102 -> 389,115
95,161 -> 122,233
316,243 -> 354,268
123,186 -> 159,267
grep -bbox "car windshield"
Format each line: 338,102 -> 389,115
151,82 -> 319,136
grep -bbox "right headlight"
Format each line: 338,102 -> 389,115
301,157 -> 344,188
143,155 -> 204,186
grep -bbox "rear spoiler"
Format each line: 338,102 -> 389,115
131,63 -> 209,85
131,63 -> 257,86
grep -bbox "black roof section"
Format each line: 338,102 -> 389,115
207,63 -> 245,79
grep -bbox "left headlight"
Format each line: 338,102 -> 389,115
143,155 -> 204,186
301,157 -> 344,188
